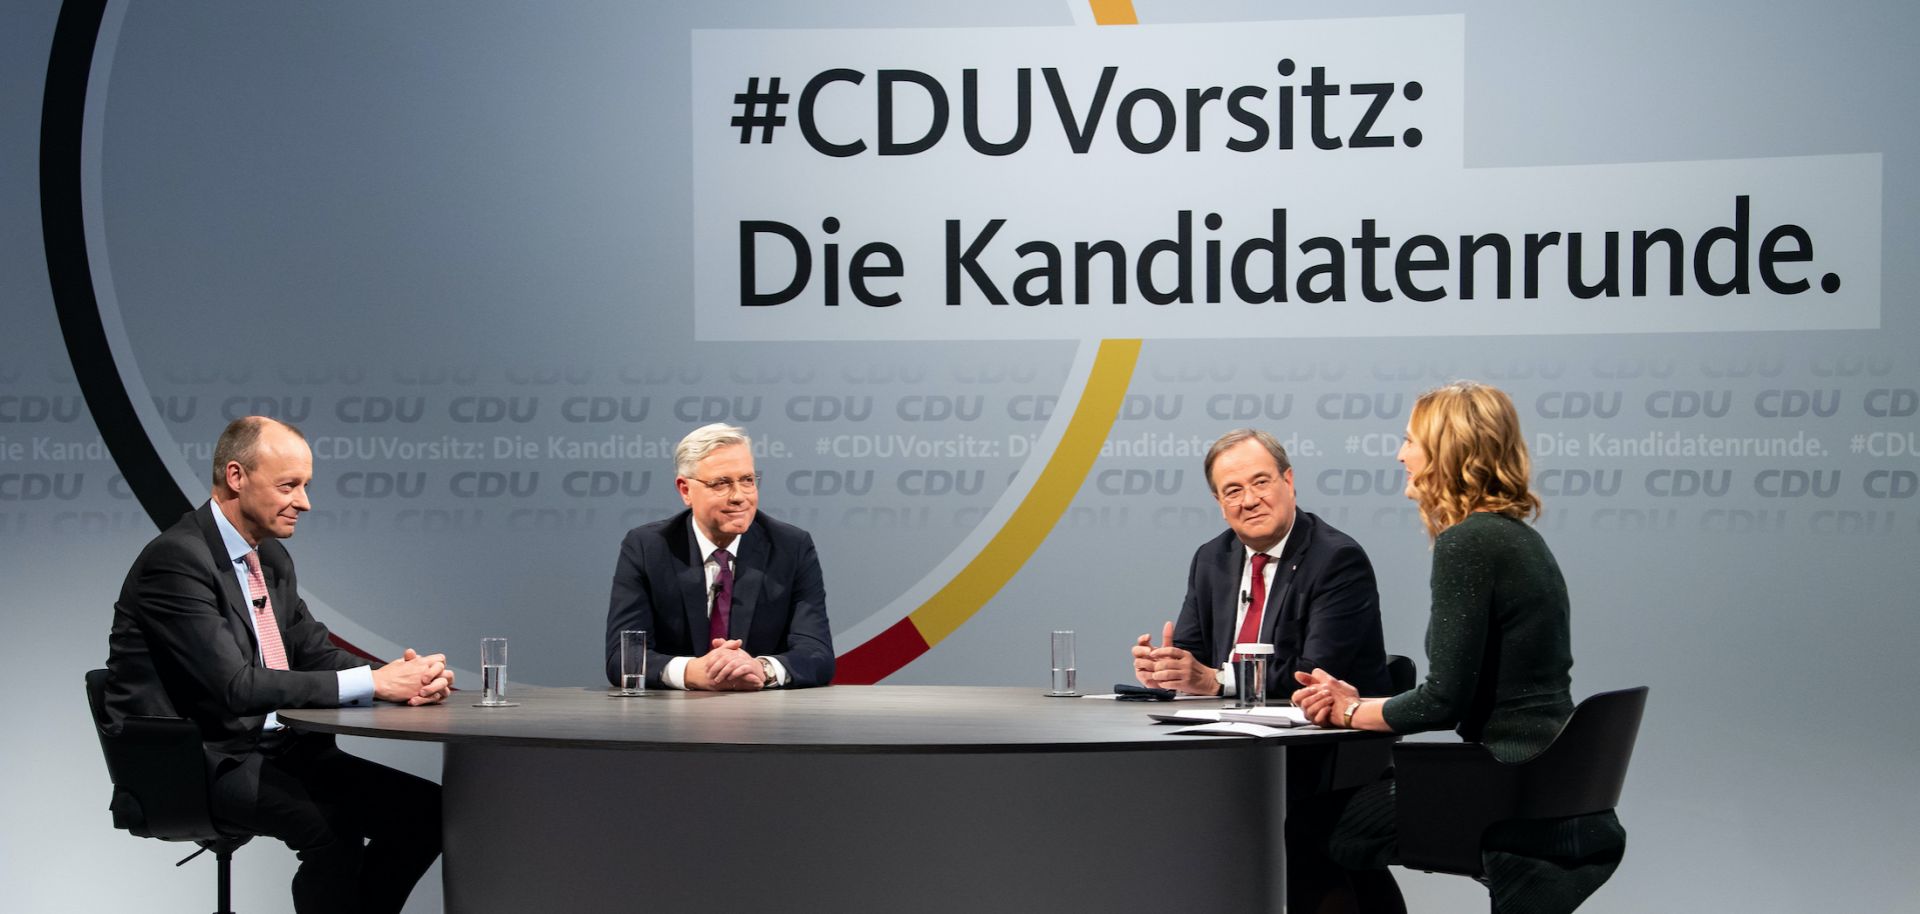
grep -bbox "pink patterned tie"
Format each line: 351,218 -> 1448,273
242,551 -> 290,670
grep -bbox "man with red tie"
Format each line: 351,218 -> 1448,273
1131,427 -> 1401,910
1132,428 -> 1392,700
104,417 -> 451,913
603,423 -> 834,690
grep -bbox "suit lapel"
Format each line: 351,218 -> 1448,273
676,517 -> 711,645
1263,512 -> 1314,643
193,504 -> 260,658
729,522 -> 769,642
1209,533 -> 1240,667
258,546 -> 301,662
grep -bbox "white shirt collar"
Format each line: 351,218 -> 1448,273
209,500 -> 254,568
690,517 -> 745,563
1241,508 -> 1297,566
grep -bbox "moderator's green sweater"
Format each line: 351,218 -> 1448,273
1382,511 -> 1575,763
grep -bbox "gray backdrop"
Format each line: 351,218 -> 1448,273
5,1 -> 1917,911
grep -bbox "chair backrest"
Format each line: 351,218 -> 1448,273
85,668 -> 223,842
1385,654 -> 1417,694
1392,686 -> 1648,876
1509,686 -> 1648,821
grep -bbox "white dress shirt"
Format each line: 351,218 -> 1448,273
210,504 -> 374,729
660,522 -> 790,689
1214,509 -> 1294,697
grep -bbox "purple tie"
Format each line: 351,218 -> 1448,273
709,548 -> 734,643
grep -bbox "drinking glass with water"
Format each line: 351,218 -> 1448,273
1048,630 -> 1079,697
477,637 -> 517,707
616,630 -> 648,696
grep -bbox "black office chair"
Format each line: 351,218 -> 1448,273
85,668 -> 250,914
1392,686 -> 1648,882
1386,654 -> 1417,694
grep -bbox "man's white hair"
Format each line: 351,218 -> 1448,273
675,423 -> 751,477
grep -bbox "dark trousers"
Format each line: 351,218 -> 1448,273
1287,744 -> 1408,914
211,733 -> 441,914
1323,778 -> 1626,914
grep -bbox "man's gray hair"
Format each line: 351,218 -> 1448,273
675,423 -> 752,477
1202,428 -> 1291,491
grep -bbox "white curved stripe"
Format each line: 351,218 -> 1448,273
835,0 -> 1111,651
833,338 -> 1101,647
81,0 -> 404,662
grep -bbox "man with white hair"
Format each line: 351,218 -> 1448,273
604,423 -> 834,689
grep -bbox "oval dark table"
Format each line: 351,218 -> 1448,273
282,685 -> 1386,913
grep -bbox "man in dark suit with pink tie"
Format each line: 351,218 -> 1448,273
104,417 -> 453,913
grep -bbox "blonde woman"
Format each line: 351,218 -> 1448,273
1291,381 -> 1625,914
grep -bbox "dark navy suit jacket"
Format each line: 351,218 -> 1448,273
105,503 -> 368,776
1174,509 -> 1392,698
604,509 -> 834,688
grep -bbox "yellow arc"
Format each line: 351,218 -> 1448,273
908,339 -> 1140,644
1089,0 -> 1138,26
904,0 -> 1143,647
833,1 -> 1143,680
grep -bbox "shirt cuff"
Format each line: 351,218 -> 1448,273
662,656 -> 692,690
761,655 -> 789,688
1216,663 -> 1236,697
338,666 -> 375,706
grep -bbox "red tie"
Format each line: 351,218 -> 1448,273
242,551 -> 290,670
1233,553 -> 1271,660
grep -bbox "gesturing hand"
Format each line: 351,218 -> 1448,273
1139,621 -> 1219,696
1290,668 -> 1357,725
1129,625 -> 1164,688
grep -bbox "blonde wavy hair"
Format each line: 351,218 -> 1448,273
1406,381 -> 1542,539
